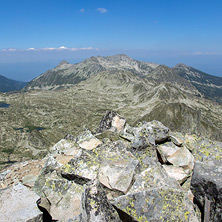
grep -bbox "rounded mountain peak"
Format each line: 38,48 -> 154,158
174,63 -> 190,68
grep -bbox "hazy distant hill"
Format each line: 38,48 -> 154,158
24,54 -> 222,104
24,54 -> 159,90
0,74 -> 27,92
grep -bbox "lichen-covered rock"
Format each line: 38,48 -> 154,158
185,136 -> 222,162
128,161 -> 180,194
41,178 -> 84,221
191,161 -> 222,222
113,188 -> 198,222
34,156 -> 62,196
97,110 -> 126,133
0,183 -> 43,222
167,147 -> 194,170
120,120 -> 169,149
80,180 -> 122,222
98,158 -> 138,193
60,151 -> 100,183
61,140 -> 135,184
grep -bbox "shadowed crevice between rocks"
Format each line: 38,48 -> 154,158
113,205 -> 138,222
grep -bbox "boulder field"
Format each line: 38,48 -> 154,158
0,111 -> 222,222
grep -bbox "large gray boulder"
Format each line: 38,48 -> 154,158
41,178 -> 83,221
98,158 -> 138,194
120,120 -> 169,149
191,161 -> 222,222
128,161 -> 180,194
34,156 -> 62,196
60,140 -> 136,186
80,180 -> 122,222
113,188 -> 198,222
0,183 -> 43,222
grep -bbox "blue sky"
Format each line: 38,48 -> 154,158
0,0 -> 222,81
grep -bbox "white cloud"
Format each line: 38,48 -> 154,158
1,48 -> 17,52
80,8 -> 85,12
193,51 -> 217,55
97,8 -> 108,13
0,46 -> 98,52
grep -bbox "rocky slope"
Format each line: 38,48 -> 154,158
173,63 -> 222,104
0,74 -> 27,92
1,112 -> 222,221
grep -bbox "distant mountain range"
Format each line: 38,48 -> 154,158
1,54 -> 222,168
24,54 -> 222,104
0,74 -> 27,92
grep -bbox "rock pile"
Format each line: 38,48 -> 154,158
1,111 -> 222,222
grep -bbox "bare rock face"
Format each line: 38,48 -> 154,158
0,183 -> 43,222
97,111 -> 126,133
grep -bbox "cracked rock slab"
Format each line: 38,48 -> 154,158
0,183 -> 43,222
98,158 -> 138,193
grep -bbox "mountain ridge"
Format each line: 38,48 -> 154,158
0,74 -> 27,92
24,54 -> 222,104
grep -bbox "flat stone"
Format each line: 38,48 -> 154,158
78,137 -> 102,150
167,146 -> 194,170
22,174 -> 38,188
55,154 -> 76,165
50,139 -> 80,155
162,165 -> 189,184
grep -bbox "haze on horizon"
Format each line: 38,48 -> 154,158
0,0 -> 222,81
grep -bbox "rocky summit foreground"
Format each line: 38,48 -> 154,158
0,111 -> 222,222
